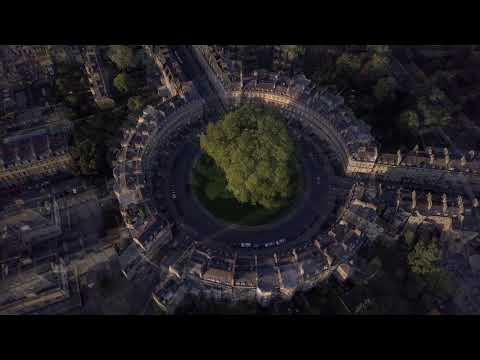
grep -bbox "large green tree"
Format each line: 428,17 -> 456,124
200,105 -> 297,209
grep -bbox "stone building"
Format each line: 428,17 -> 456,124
0,45 -> 53,88
143,45 -> 193,98
0,255 -> 81,315
112,45 -> 480,311
0,110 -> 72,188
109,45 -> 387,309
152,276 -> 186,314
83,46 -> 113,107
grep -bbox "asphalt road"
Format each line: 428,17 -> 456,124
173,45 -> 226,115
162,136 -> 336,256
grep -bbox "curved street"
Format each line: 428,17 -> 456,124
160,133 -> 337,255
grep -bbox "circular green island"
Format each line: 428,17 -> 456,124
191,105 -> 302,226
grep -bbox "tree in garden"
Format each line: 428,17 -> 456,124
336,53 -> 362,78
127,96 -> 144,111
373,76 -> 397,103
364,53 -> 390,80
113,73 -> 132,93
280,45 -> 305,62
428,87 -> 449,105
108,45 -> 134,70
407,238 -> 455,299
367,45 -> 390,55
65,94 -> 79,107
69,140 -> 98,176
416,96 -> 451,128
56,78 -> 67,94
408,238 -> 442,276
398,110 -> 420,131
200,105 -> 297,209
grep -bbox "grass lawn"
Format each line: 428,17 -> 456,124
195,187 -> 292,226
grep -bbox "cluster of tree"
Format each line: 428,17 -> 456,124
273,45 -> 306,74
200,105 -> 298,209
54,62 -> 96,118
408,237 -> 442,276
407,235 -> 454,299
69,106 -> 129,177
107,45 -> 149,109
315,220 -> 457,316
281,45 -> 306,61
225,45 -> 474,149
69,139 -> 98,176
112,73 -> 146,110
389,46 -> 480,143
394,85 -> 454,138
226,45 -> 306,75
307,46 -> 390,88
376,47 -> 480,135
54,46 -> 148,178
303,45 -> 458,149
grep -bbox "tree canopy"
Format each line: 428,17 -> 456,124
416,96 -> 451,128
367,45 -> 390,55
398,110 -> 420,131
336,53 -> 362,77
374,76 -> 397,103
200,105 -> 297,209
127,95 -> 144,111
69,140 -> 98,176
407,237 -> 456,300
108,45 -> 134,70
364,53 -> 390,80
408,238 -> 442,276
113,73 -> 132,93
281,45 -> 306,61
